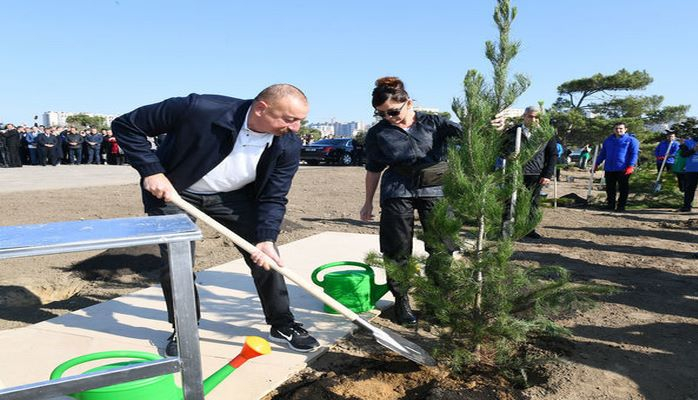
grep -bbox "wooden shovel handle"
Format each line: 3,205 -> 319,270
169,193 -> 362,322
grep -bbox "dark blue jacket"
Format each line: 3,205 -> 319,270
85,133 -> 103,147
683,138 -> 698,173
364,112 -> 461,202
596,133 -> 640,172
112,93 -> 301,242
654,139 -> 679,164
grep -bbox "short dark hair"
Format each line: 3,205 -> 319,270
255,84 -> 307,104
614,122 -> 626,128
524,106 -> 540,115
372,76 -> 409,108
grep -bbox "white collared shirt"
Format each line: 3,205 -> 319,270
186,108 -> 274,194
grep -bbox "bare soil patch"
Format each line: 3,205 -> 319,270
1,167 -> 697,399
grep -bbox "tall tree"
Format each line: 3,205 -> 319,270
552,70 -> 689,145
65,114 -> 107,130
296,119 -> 322,142
557,69 -> 652,109
668,117 -> 698,137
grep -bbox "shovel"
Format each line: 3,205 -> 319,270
586,145 -> 599,203
170,194 -> 436,367
653,140 -> 674,193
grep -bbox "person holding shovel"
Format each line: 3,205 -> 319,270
112,85 -> 320,356
359,76 -> 462,325
501,106 -> 558,239
654,131 -> 679,172
593,122 -> 640,212
679,136 -> 698,212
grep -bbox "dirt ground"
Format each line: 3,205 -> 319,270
1,166 -> 697,399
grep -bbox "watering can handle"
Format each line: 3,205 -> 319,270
50,351 -> 162,380
310,261 -> 375,286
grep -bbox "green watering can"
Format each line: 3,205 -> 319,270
49,336 -> 271,400
311,261 -> 389,314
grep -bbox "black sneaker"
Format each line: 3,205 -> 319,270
269,322 -> 320,352
165,332 -> 178,357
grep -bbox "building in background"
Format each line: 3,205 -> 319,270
308,120 -> 366,138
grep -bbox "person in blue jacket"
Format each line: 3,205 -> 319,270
679,136 -> 698,212
654,131 -> 679,172
593,122 -> 640,212
112,85 -> 320,356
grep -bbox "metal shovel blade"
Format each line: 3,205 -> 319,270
353,318 -> 436,366
653,181 -> 662,193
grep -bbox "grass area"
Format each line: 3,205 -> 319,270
626,162 -> 684,209
541,162 -> 684,210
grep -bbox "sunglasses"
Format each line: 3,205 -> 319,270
374,102 -> 407,118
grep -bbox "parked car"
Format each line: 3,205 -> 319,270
300,138 -> 361,166
569,149 -> 582,163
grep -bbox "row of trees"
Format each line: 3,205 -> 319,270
551,69 -> 692,146
64,114 -> 109,130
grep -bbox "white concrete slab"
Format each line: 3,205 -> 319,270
0,232 -> 426,399
0,164 -> 139,193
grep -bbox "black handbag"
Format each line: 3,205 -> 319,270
415,161 -> 449,188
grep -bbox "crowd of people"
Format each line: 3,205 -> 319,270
0,125 -> 129,167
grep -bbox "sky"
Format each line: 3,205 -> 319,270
1,0 -> 696,126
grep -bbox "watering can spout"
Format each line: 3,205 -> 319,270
201,336 -> 271,396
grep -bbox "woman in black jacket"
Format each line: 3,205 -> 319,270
359,77 -> 461,324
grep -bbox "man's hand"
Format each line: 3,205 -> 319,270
360,203 -> 374,221
624,166 -> 634,175
539,177 -> 551,185
250,241 -> 283,271
143,173 -> 177,201
490,112 -> 507,132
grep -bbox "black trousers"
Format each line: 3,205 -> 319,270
683,172 -> 698,209
146,189 -> 294,329
502,175 -> 544,233
379,197 -> 453,296
38,146 -> 58,166
605,170 -> 631,209
677,173 -> 686,192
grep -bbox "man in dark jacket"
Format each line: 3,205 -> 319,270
0,125 -> 9,167
85,128 -> 103,164
112,85 -> 319,356
65,127 -> 84,165
502,106 -> 557,239
2,124 -> 23,167
36,127 -> 59,166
